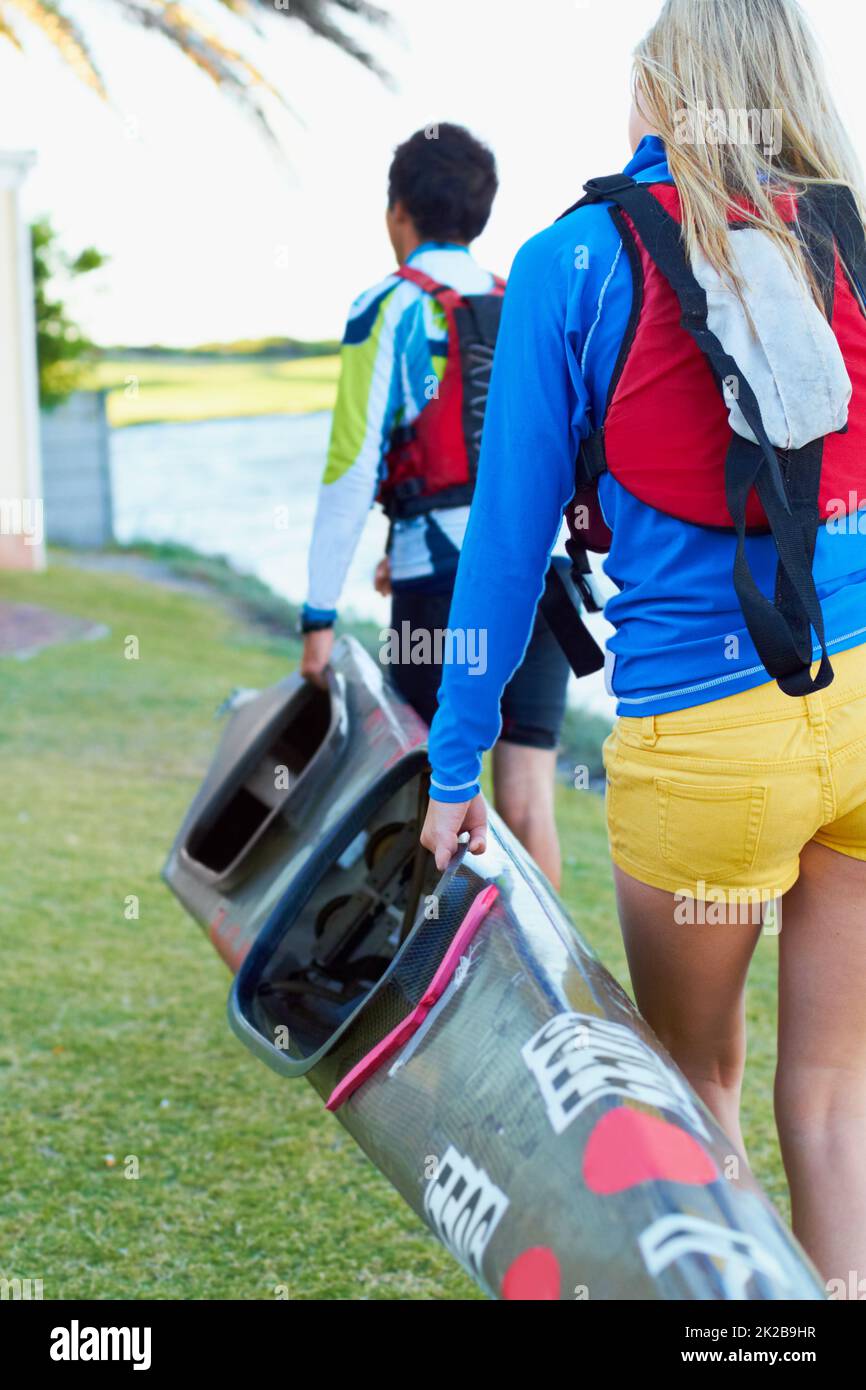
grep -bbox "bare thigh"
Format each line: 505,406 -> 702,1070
613,866 -> 763,1069
613,865 -> 763,1156
777,840 -> 866,1122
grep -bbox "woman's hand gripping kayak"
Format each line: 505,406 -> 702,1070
420,792 -> 489,872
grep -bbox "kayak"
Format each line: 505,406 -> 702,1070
163,636 -> 824,1301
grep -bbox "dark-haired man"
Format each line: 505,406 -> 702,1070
300,123 -> 570,886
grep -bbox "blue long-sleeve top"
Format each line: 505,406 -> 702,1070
428,135 -> 866,803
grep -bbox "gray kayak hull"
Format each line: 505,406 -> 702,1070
163,637 -> 824,1301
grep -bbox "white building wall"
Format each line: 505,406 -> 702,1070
0,150 -> 44,570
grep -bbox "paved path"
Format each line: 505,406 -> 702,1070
0,602 -> 108,659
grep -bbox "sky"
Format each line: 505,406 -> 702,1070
0,0 -> 863,346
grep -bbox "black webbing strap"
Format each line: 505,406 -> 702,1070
792,190 -> 838,321
733,188 -> 837,695
728,435 -> 833,694
577,173 -> 834,695
803,183 -> 866,298
539,560 -> 605,679
576,428 -> 607,486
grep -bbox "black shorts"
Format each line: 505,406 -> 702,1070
388,569 -> 570,750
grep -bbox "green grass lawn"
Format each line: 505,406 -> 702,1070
82,355 -> 341,428
0,561 -> 789,1299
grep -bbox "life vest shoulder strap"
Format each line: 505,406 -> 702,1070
395,263 -> 507,302
801,183 -> 866,298
395,264 -> 464,307
558,173 -> 652,222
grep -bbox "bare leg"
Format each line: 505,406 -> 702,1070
775,840 -> 866,1292
491,742 -> 561,890
613,865 -> 763,1163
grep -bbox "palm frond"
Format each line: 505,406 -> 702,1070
2,0 -> 390,145
6,0 -> 106,96
123,1 -> 282,99
259,0 -> 391,79
0,4 -> 24,50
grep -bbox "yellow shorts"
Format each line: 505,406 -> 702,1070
603,642 -> 866,900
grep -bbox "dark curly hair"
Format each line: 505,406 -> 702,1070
387,123 -> 498,243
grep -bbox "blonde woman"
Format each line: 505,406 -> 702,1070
422,0 -> 866,1290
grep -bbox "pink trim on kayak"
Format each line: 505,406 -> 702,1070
325,883 -> 500,1111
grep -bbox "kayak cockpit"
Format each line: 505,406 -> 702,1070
180,672 -> 347,887
227,759 -> 491,1081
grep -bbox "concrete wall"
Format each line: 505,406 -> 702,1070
0,151 -> 44,570
41,391 -> 114,549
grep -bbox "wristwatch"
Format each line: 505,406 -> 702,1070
298,613 -> 335,635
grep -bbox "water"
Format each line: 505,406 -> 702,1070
110,412 -> 616,718
109,412 -> 390,619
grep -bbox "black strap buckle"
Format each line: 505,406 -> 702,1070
390,425 -> 415,448
394,478 -> 424,500
539,562 -> 605,678
576,429 -> 607,485
583,174 -> 637,200
565,540 -> 604,614
574,569 -> 604,615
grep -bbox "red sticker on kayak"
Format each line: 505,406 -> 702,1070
502,1246 -> 561,1301
583,1106 -> 718,1193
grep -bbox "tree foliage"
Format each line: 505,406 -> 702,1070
32,217 -> 107,408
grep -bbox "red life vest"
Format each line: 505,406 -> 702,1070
377,264 -> 506,520
561,173 -> 866,697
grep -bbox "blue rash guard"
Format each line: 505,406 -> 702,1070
428,135 -> 866,804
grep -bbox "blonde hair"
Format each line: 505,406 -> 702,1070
633,0 -> 866,311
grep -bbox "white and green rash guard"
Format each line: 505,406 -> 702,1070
303,242 -> 497,625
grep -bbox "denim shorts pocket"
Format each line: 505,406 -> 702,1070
656,778 -> 767,882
